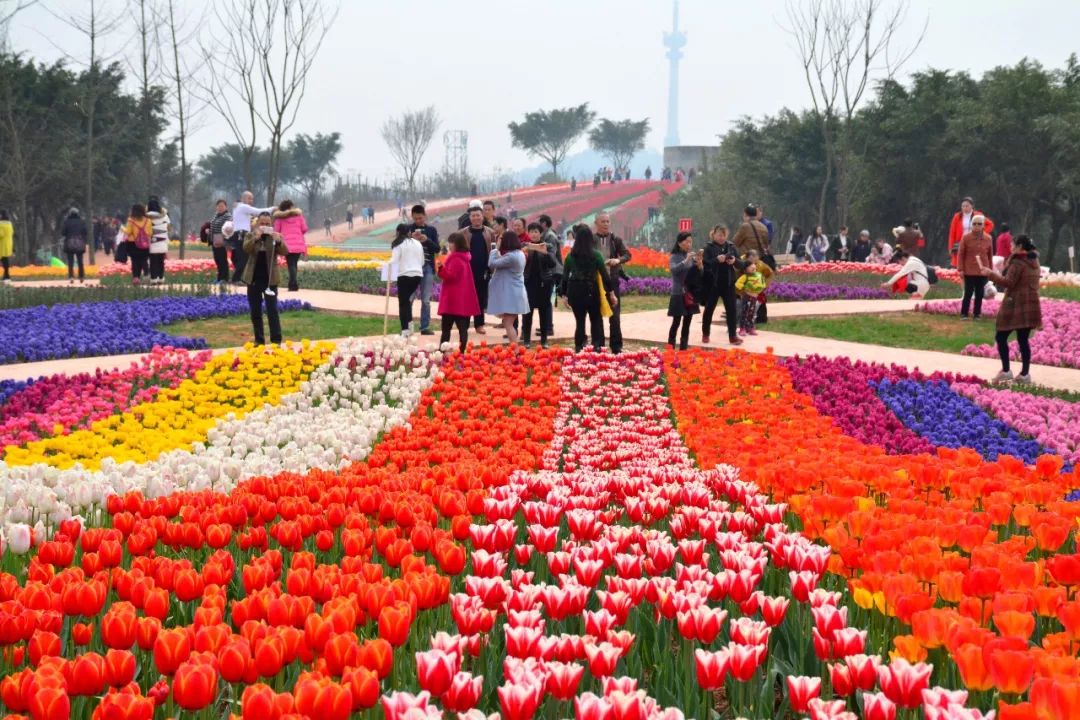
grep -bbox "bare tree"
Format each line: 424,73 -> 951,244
156,0 -> 206,259
0,0 -> 38,50
782,0 -> 926,226
49,0 -> 124,266
126,0 -> 160,190
381,106 -> 441,196
200,0 -> 337,204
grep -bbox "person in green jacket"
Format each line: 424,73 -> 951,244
0,210 -> 13,282
558,225 -> 617,352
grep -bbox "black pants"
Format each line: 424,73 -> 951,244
544,275 -> 559,335
149,254 -> 165,281
129,247 -> 149,280
961,276 -> 988,318
996,328 -> 1032,375
397,275 -> 422,331
1,257 -> 9,280
65,251 -> 85,280
230,238 -> 247,283
440,315 -> 470,352
473,271 -> 488,329
668,314 -> 692,350
608,282 -> 623,353
212,245 -> 230,282
286,253 -> 301,290
522,278 -> 553,344
702,287 -> 737,340
567,281 -> 604,351
247,284 -> 281,345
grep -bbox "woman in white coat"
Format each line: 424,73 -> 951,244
146,196 -> 171,284
881,249 -> 931,299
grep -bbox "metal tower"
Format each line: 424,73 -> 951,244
443,130 -> 468,179
663,0 -> 686,148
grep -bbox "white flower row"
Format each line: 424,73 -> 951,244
0,337 -> 442,548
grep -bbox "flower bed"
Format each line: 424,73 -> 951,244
0,294 -> 310,363
667,348 -> 1080,718
917,298 -> 1080,369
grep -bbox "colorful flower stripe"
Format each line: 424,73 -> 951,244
0,347 -> 212,453
1,342 -> 333,471
666,348 -> 1080,717
0,378 -> 35,407
873,378 -> 1060,467
782,261 -> 964,285
918,298 -> 1080,370
0,345 -> 564,719
954,382 -> 1080,469
0,339 -> 437,536
7,264 -> 100,278
0,295 -> 311,364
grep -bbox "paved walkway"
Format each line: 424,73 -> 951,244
3,286 -> 1079,389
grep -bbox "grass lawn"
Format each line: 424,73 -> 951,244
768,311 -> 996,354
1043,285 -> 1080,302
160,310 -> 385,348
552,294 -> 670,314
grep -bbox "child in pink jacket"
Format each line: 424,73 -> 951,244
273,199 -> 308,291
437,231 -> 481,352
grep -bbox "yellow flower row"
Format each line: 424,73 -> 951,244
305,246 -> 390,261
9,265 -> 100,278
2,342 -> 334,470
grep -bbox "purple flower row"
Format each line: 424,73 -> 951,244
0,295 -> 310,364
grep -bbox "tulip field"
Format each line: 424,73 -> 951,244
1,333 -> 1080,720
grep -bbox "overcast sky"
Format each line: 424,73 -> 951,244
9,0 -> 1080,185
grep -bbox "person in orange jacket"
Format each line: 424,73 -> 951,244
948,196 -> 993,267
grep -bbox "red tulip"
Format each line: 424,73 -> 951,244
377,603 -> 411,647
785,675 -> 821,714
135,616 -> 161,651
253,635 -> 287,678
863,691 -> 897,720
104,649 -> 137,687
28,685 -> 70,720
415,648 -> 457,697
729,643 -> 765,682
694,648 -> 729,690
101,603 -> 138,650
357,637 -> 393,679
28,629 -> 61,666
761,595 -> 789,626
876,659 -> 933,709
173,660 -> 218,711
91,689 -> 155,720
584,642 -> 621,677
69,652 -> 106,696
241,683 -> 280,720
546,661 -> 585,701
153,627 -> 192,675
342,666 -> 380,710
829,663 -> 854,697
575,692 -> 613,720
498,681 -> 543,720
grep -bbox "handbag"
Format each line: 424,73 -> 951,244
683,291 -> 696,309
63,235 -> 86,254
597,271 -> 613,318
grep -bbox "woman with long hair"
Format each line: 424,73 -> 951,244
146,196 -> 171,284
437,232 -> 480,352
241,212 -> 286,345
487,231 -> 530,344
806,225 -> 829,263
120,204 -> 153,284
273,199 -> 308,291
982,235 -> 1041,383
390,223 -> 424,336
558,226 -> 617,352
667,231 -> 702,350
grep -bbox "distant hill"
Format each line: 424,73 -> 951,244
513,148 -> 664,186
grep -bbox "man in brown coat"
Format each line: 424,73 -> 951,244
957,214 -> 994,319
731,205 -> 770,258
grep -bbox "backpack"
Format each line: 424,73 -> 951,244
132,221 -> 150,250
926,265 -> 939,285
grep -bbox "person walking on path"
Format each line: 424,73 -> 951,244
390,223 -> 424,337
231,191 -> 276,284
241,212 -> 285,346
538,214 -> 563,339
209,199 -> 232,284
61,208 -> 88,283
881,248 -> 931,298
437,232 -> 480,353
521,221 -> 557,349
406,204 -> 440,336
593,211 -> 631,354
560,225 -> 617,353
700,224 -> 743,346
948,196 -> 993,267
732,205 -> 771,259
667,231 -> 703,350
121,205 -> 153,284
995,222 -> 1013,259
487,232 -> 530,345
735,250 -> 769,336
981,235 -> 1041,384
464,204 -> 496,334
273,199 -> 308,292
146,197 -> 171,284
0,210 -> 13,282
958,214 -> 994,319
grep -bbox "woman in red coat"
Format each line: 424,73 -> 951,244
948,196 -> 993,266
437,232 -> 481,352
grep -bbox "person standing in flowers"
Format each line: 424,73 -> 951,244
521,221 -> 557,349
242,212 -> 286,346
981,235 -> 1041,384
734,250 -> 769,336
487,232 -> 530,345
390,224 -> 424,337
667,231 -> 703,350
0,210 -> 13,282
146,197 -> 171,284
272,199 -> 308,292
957,214 -> 993,320
209,199 -> 232,285
120,204 -> 154,284
60,208 -> 88,284
560,225 -> 618,353
948,196 -> 993,267
700,224 -> 743,346
593,211 -> 631,354
437,232 -> 480,352
464,204 -> 496,334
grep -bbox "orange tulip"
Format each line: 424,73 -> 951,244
993,610 -> 1036,642
173,660 -> 218,711
987,648 -> 1035,695
153,627 -> 192,675
377,602 -> 411,647
954,642 -> 993,691
28,685 -> 69,720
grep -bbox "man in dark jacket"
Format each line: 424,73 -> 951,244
406,204 -> 441,335
829,226 -> 851,262
537,214 -> 563,338
464,206 -> 495,333
852,230 -> 872,262
594,211 -> 631,354
701,224 -> 745,345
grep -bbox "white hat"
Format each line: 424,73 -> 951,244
467,200 -> 483,210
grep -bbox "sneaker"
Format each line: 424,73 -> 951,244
729,336 -> 743,346
264,289 -> 276,297
1015,373 -> 1032,385
702,336 -> 710,344
738,328 -> 746,336
748,328 -> 758,336
522,342 -> 532,349
960,315 -> 971,321
475,326 -> 487,335
992,370 -> 1014,383
400,329 -> 411,339
541,342 -> 550,350
420,329 -> 435,336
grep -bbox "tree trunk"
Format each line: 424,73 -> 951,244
86,100 -> 96,266
816,118 -> 834,229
